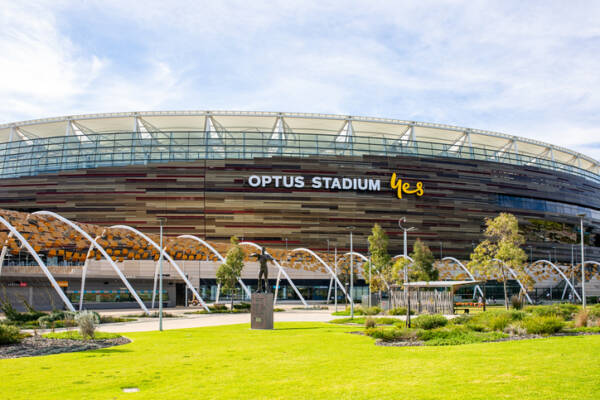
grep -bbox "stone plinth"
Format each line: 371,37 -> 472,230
251,293 -> 274,330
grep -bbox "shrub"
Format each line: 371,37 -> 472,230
233,302 -> 251,310
528,304 -> 579,321
418,326 -> 507,346
504,323 -> 527,336
413,314 -> 448,330
365,317 -> 376,328
1,302 -> 46,323
362,306 -> 382,316
468,310 -> 525,332
489,314 -> 512,332
75,311 -> 97,340
574,309 -> 590,328
211,303 -> 229,312
366,327 -> 420,342
522,315 -> 564,335
388,307 -> 406,315
510,295 -> 523,310
38,310 -> 78,328
0,324 -> 23,345
450,314 -> 473,326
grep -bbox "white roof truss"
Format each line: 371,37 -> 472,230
0,110 -> 597,178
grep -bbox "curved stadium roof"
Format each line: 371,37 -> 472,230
0,110 -> 598,180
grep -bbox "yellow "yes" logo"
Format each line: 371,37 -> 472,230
390,173 -> 424,199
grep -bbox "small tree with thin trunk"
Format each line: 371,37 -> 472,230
366,224 -> 392,293
216,236 -> 245,311
410,239 -> 438,282
468,213 -> 528,310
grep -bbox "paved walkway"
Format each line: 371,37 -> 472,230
92,305 -> 408,333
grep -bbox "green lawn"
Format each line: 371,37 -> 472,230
1,322 -> 599,399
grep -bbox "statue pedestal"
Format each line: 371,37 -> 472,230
251,293 -> 274,330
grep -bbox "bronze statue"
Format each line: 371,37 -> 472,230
252,246 -> 273,293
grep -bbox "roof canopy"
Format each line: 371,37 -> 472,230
0,110 -> 597,175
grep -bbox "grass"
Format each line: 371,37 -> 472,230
42,331 -> 123,340
1,322 -> 600,399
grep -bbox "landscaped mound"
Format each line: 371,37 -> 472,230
332,303 -> 600,346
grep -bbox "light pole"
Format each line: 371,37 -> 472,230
577,213 -> 586,308
399,217 -> 415,328
334,246 -> 338,312
368,252 -> 372,308
347,226 -> 355,319
158,217 -> 167,331
527,246 -> 532,265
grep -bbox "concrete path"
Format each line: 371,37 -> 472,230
92,305 -> 409,333
97,309 -> 339,333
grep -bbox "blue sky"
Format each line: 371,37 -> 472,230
1,1 -> 599,158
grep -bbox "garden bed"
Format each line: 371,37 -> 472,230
0,334 -> 130,359
373,330 -> 600,347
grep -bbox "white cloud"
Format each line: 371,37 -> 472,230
0,1 -> 599,160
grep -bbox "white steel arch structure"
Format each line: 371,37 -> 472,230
289,248 -> 352,303
0,215 -> 76,311
178,235 -> 251,298
31,211 -> 149,314
531,260 -> 582,302
78,236 -> 99,311
492,258 -> 533,304
392,254 -> 415,262
441,257 -> 484,298
1,110 -> 597,179
239,241 -> 308,307
110,225 -> 210,312
340,251 -> 390,291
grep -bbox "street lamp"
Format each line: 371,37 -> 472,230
347,226 -> 355,319
577,213 -> 586,308
399,217 -> 415,328
368,252 -> 372,308
157,217 -> 167,331
334,246 -> 338,312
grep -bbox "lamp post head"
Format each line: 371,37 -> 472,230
577,213 -> 586,219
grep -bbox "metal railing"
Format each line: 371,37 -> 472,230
1,131 -> 599,183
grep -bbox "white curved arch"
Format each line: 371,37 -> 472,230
442,257 -> 484,298
392,254 -> 415,262
492,258 -> 533,304
178,235 -> 251,298
110,225 -> 210,311
0,231 -> 15,277
531,260 -> 581,302
0,215 -> 75,311
31,211 -> 149,314
341,251 -> 390,291
289,247 -> 352,303
584,260 -> 600,274
239,242 -> 308,307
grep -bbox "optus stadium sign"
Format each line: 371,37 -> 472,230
247,174 -> 425,199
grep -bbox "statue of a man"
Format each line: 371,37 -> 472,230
252,247 -> 273,293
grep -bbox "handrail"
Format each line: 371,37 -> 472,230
1,131 -> 598,183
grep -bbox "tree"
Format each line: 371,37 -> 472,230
366,224 -> 392,292
216,236 -> 245,310
410,239 -> 438,282
467,213 -> 528,310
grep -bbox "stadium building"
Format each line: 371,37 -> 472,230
0,111 -> 599,311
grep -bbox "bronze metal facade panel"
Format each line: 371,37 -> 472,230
0,154 -> 598,261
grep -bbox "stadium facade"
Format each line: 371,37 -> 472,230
0,111 -> 599,310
